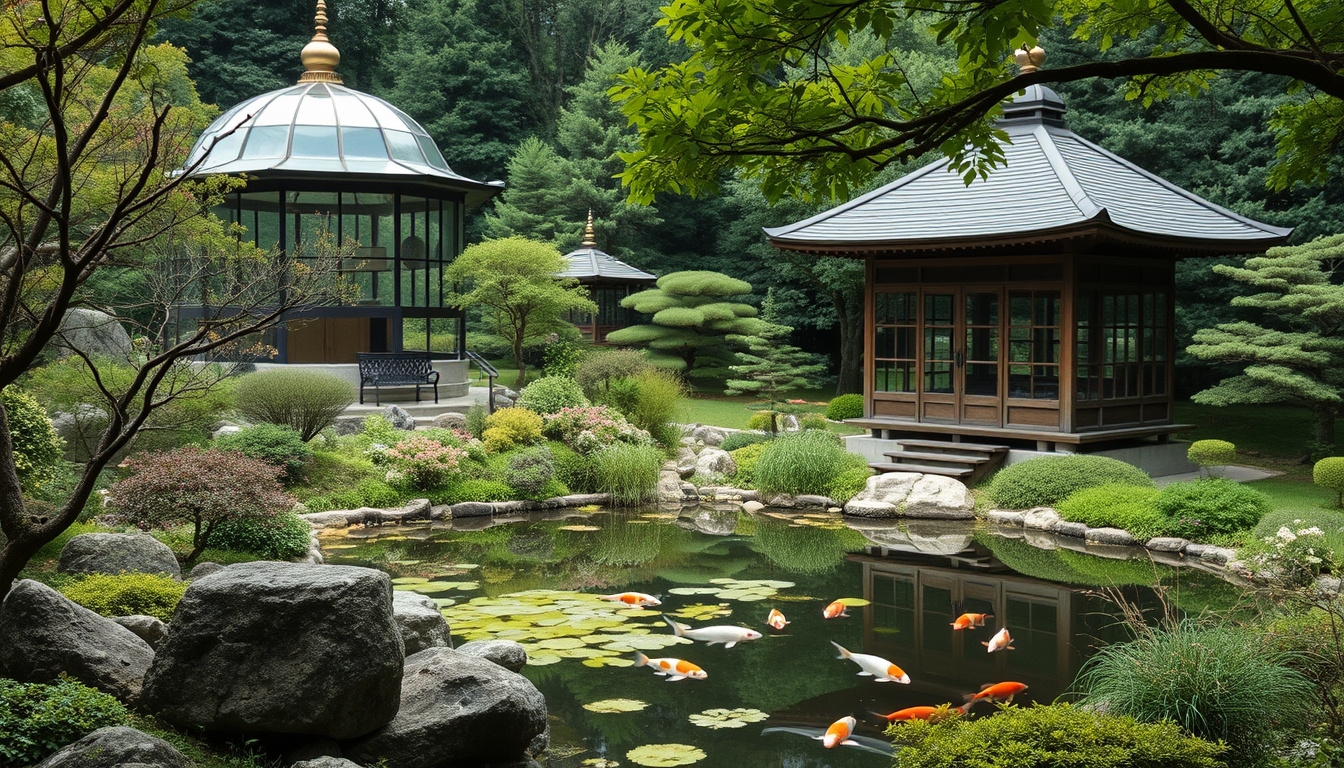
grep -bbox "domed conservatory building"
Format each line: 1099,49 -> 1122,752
174,1 -> 501,382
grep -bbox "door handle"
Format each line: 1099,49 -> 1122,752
956,350 -> 964,368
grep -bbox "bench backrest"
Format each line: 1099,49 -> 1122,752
357,352 -> 433,381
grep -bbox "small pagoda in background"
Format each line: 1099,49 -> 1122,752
561,213 -> 657,343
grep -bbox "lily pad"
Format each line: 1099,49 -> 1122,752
625,744 -> 706,767
391,577 -> 429,585
687,708 -> 769,729
669,603 -> 732,621
559,525 -> 601,532
666,587 -> 720,596
582,759 -> 620,768
834,597 -> 871,607
583,698 -> 649,713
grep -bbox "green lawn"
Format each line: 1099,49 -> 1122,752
1175,402 -> 1325,468
1244,476 -> 1336,516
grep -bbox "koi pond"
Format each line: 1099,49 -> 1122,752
323,507 -> 1247,768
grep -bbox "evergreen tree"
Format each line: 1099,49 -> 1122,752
484,138 -> 576,242
725,293 -> 828,432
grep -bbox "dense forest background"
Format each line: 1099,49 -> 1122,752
157,0 -> 1344,394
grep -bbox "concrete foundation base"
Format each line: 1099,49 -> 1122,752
846,435 -> 1197,479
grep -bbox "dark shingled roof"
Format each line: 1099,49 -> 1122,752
559,246 -> 657,282
765,85 -> 1291,253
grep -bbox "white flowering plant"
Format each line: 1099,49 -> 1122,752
1244,520 -> 1338,588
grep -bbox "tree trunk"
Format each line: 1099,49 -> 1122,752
834,289 -> 864,395
1316,406 -> 1338,451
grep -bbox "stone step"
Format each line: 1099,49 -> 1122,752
868,462 -> 974,478
895,439 -> 1008,455
880,450 -> 987,465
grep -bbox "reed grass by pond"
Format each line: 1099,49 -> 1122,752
323,509 -> 1249,768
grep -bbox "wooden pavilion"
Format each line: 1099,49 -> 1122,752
766,68 -> 1290,474
560,213 -> 657,343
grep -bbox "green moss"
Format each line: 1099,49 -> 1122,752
60,573 -> 188,622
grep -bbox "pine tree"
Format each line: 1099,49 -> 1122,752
725,293 -> 828,432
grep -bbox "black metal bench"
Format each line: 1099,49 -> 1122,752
357,352 -> 440,406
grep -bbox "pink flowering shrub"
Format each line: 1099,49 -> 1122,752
386,434 -> 468,489
543,406 -> 653,454
109,447 -> 294,564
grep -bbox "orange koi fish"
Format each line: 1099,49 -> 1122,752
817,716 -> 858,749
964,681 -> 1028,706
951,612 -> 993,630
831,641 -> 910,684
631,651 -> 706,681
767,608 -> 789,630
874,704 -> 969,722
823,600 -> 850,619
599,592 -> 661,608
982,627 -> 1015,653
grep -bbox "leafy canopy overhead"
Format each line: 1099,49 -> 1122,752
611,0 -> 1344,204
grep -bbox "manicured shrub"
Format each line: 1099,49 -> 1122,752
1188,439 -> 1236,470
549,441 -> 597,493
1253,508 -> 1344,569
754,429 -> 852,496
719,430 -> 774,452
824,393 -> 864,421
592,443 -> 664,506
746,411 -> 777,431
360,413 -> 406,447
1314,456 -> 1344,507
0,677 -> 129,767
542,406 -> 652,454
386,435 -> 468,490
1076,620 -> 1313,767
234,368 -> 357,441
987,455 -> 1154,509
429,479 -> 515,505
1057,484 -> 1169,540
576,348 -> 649,398
799,412 -> 828,430
214,423 -> 312,482
0,387 -> 65,493
109,447 -> 294,564
506,446 -> 556,496
517,375 -> 589,415
209,511 -> 312,561
482,407 -> 544,452
59,573 -> 188,622
730,441 -> 771,487
1154,478 -> 1271,540
828,461 -> 873,502
889,703 -> 1224,768
1242,521 -> 1337,588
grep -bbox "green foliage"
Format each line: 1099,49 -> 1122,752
592,443 -> 663,506
1076,620 -> 1315,767
720,431 -> 774,452
729,441 -> 771,487
301,478 -> 403,513
1253,508 -> 1344,568
483,407 -> 544,452
987,455 -> 1155,509
607,368 -> 687,447
1241,520 -> 1338,588
828,464 -> 873,502
430,479 -> 516,505
799,412 -> 828,430
888,703 -> 1224,768
548,441 -> 596,494
464,404 -> 488,440
606,271 -> 766,372
214,424 -> 312,482
1154,478 -> 1271,540
233,368 -> 357,442
745,411 -> 777,431
0,677 -> 129,767
542,340 -> 588,379
725,295 -> 827,425
753,429 -> 854,496
60,573 -> 188,623
1057,484 -> 1169,540
506,446 -> 556,496
1315,457 -> 1344,507
517,376 -> 589,415
0,387 -> 64,494
825,393 -> 864,421
359,414 -> 405,447
209,512 -> 312,561
1187,439 -> 1236,469
386,435 -> 468,490
576,348 -> 650,399
749,516 -> 868,574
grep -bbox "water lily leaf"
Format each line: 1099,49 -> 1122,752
582,759 -> 619,768
536,637 -> 587,650
391,577 -> 429,585
687,708 -> 769,729
834,597 -> 871,607
625,744 -> 706,767
669,603 -> 732,621
527,653 -> 563,666
583,698 -> 649,713
626,520 -> 650,524
433,598 -> 456,608
559,525 -> 601,532
388,560 -> 422,565
323,544 -> 357,550
577,505 -> 602,512
667,587 -> 720,596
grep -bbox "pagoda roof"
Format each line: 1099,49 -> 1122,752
559,246 -> 656,282
764,85 -> 1291,255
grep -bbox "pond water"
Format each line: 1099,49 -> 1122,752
323,507 -> 1246,768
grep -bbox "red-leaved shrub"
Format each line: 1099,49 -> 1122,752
109,447 -> 295,564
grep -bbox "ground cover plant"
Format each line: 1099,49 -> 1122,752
59,572 -> 188,622
0,677 -> 129,767
1155,478 -> 1271,541
1056,484 -> 1167,539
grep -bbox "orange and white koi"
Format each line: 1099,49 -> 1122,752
766,608 -> 789,630
982,627 -> 1015,653
951,612 -> 993,631
599,592 -> 661,608
964,681 -> 1028,705
662,615 -> 761,648
830,641 -> 910,683
631,651 -> 707,681
873,704 -> 969,722
817,716 -> 858,749
823,600 -> 850,619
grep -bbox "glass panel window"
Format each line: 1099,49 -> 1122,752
291,126 -> 339,157
385,130 -> 424,163
1007,290 -> 1059,400
416,135 -> 450,170
873,291 -> 916,393
240,125 -> 288,159
342,127 -> 388,158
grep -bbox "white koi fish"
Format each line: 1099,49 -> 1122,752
817,716 -> 858,749
831,641 -> 910,683
983,627 -> 1016,653
662,615 -> 762,648
632,651 -> 707,681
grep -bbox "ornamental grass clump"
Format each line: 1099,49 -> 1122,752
0,677 -> 129,767
109,447 -> 294,564
988,455 -> 1154,509
233,368 -> 356,441
1074,619 -> 1314,768
592,443 -> 663,507
386,435 -> 468,490
753,429 -> 859,496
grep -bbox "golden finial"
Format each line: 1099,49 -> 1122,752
581,210 -> 597,247
299,0 -> 342,84
1015,43 -> 1046,74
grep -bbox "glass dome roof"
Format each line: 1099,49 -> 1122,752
185,81 -> 487,187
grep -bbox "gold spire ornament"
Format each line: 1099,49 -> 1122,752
1015,44 -> 1046,74
581,210 -> 597,247
298,0 -> 342,83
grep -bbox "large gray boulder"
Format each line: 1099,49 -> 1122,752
50,404 -> 109,462
0,580 -> 154,703
345,648 -> 547,768
54,308 -> 133,360
111,615 -> 169,650
454,640 -> 527,672
140,562 -> 404,739
842,472 -> 974,519
32,726 -> 193,768
693,448 -> 737,478
392,591 -> 452,655
58,532 -> 182,580
431,412 -> 468,430
383,405 -> 416,431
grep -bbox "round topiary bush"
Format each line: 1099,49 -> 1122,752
1314,456 -> 1344,508
506,446 -> 556,496
209,511 -> 313,561
1056,484 -> 1169,540
482,407 -> 544,452
517,375 -> 589,415
1155,478 -> 1271,540
825,393 -> 864,421
59,572 -> 188,622
214,423 -> 313,482
233,368 -> 357,441
1187,440 -> 1236,471
988,455 -> 1154,510
754,429 -> 852,496
0,677 -> 129,767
